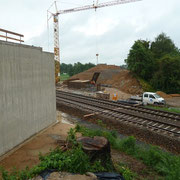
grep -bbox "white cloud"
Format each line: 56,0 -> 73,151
73,17 -> 118,36
1,0 -> 180,65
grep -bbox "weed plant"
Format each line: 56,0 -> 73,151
0,127 -> 110,180
1,125 -> 180,180
147,105 -> 180,114
75,124 -> 180,180
115,163 -> 137,180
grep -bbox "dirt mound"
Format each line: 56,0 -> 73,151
103,70 -> 143,95
156,91 -> 172,98
169,94 -> 180,97
70,64 -> 142,95
70,64 -> 121,81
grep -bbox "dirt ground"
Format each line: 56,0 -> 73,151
0,111 -> 75,171
165,97 -> 180,107
57,85 -> 131,101
104,87 -> 131,100
57,85 -> 180,107
111,149 -> 160,179
0,111 -> 165,180
69,64 -> 143,95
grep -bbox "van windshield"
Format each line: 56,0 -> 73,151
154,94 -> 161,98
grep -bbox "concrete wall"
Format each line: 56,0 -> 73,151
0,40 -> 56,156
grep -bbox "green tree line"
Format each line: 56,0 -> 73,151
125,33 -> 180,93
60,62 -> 95,76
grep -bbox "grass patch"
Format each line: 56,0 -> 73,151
147,105 -> 180,114
75,125 -> 180,180
0,127 -> 112,180
115,163 -> 137,180
60,74 -> 70,81
0,147 -> 108,179
1,125 -> 180,180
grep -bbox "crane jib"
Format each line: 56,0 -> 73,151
57,0 -> 142,15
48,0 -> 142,82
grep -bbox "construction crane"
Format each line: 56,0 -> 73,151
47,0 -> 142,81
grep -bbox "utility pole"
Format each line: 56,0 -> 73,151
96,53 -> 99,65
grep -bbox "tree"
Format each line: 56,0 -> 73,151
125,33 -> 180,93
151,55 -> 180,93
151,33 -> 179,59
66,64 -> 73,76
125,40 -> 155,80
59,62 -> 95,76
61,63 -> 68,74
120,64 -> 128,69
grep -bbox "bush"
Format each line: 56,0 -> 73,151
1,125 -> 180,180
115,163 -> 137,180
75,125 -> 180,179
119,136 -> 136,155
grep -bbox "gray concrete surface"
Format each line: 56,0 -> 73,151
0,40 -> 56,156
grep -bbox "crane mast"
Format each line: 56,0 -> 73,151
53,15 -> 59,63
48,0 -> 142,81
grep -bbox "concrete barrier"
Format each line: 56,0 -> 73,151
0,40 -> 56,156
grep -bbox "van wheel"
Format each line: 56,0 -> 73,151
154,102 -> 159,105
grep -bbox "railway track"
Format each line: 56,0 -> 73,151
56,90 -> 180,139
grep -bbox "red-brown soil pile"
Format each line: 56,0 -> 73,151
70,64 -> 120,80
156,91 -> 172,98
169,94 -> 180,97
103,70 -> 143,94
70,64 -> 142,95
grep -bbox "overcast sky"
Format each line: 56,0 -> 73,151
0,0 -> 180,65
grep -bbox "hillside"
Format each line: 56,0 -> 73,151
70,64 -> 143,95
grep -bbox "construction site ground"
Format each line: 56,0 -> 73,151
0,111 -> 162,180
165,97 -> 180,107
69,64 -> 143,95
57,85 -> 180,108
65,64 -> 180,107
0,64 -> 179,179
57,85 -> 131,100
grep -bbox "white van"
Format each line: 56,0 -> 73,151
142,92 -> 165,105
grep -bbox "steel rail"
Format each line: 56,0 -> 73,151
56,93 -> 180,128
56,96 -> 180,137
56,90 -> 180,121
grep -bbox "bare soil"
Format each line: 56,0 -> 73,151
104,87 -> 131,100
103,70 -> 143,95
0,111 -> 75,171
70,64 -> 121,81
66,64 -> 180,106
70,65 -> 143,95
57,103 -> 180,154
0,110 -> 169,180
111,149 -> 161,180
156,91 -> 180,107
57,86 -> 131,101
156,91 -> 172,98
165,97 -> 180,107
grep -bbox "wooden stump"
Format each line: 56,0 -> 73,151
77,136 -> 114,170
